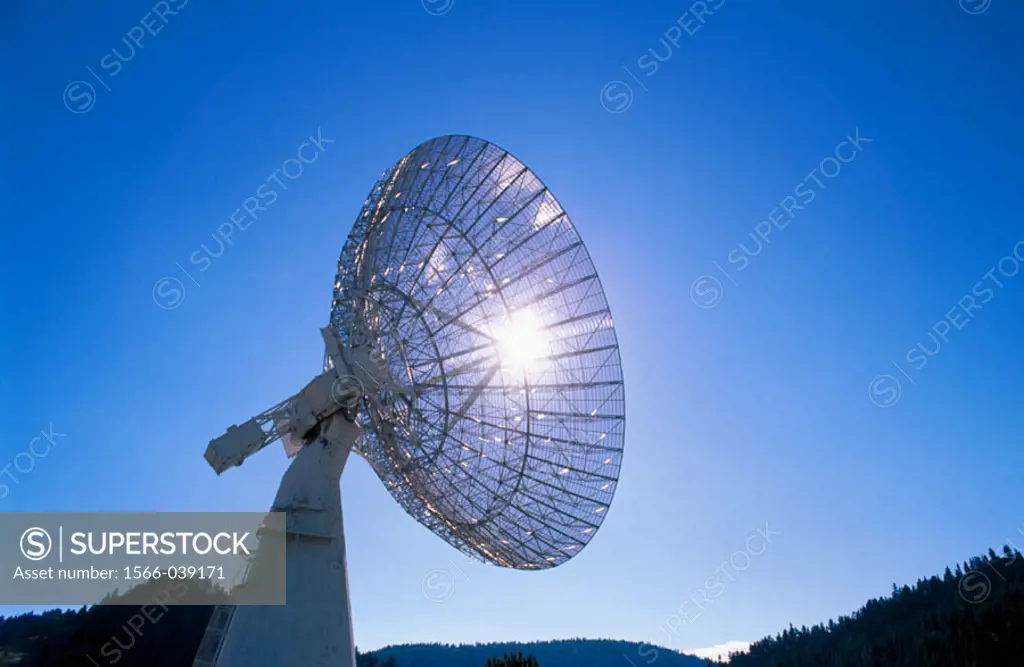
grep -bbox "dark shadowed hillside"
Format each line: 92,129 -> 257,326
0,584 -> 705,667
0,578 -> 227,667
720,546 -> 1024,666
373,640 -> 707,667
2,546 -> 1021,667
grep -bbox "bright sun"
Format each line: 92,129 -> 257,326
491,309 -> 549,373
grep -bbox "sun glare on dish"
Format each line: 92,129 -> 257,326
491,309 -> 549,373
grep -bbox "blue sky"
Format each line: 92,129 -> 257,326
3,0 -> 1024,657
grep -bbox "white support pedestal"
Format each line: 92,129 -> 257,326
209,417 -> 360,667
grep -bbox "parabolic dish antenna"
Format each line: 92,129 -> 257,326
330,135 -> 625,569
194,135 -> 625,667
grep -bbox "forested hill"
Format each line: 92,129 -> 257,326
0,579 -> 226,666
0,577 -> 706,667
1,545 -> 1021,666
720,546 -> 1024,666
374,639 -> 706,667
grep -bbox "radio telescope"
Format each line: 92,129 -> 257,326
192,135 -> 626,667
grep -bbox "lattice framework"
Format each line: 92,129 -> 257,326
329,136 -> 625,569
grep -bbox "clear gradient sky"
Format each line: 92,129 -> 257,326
3,0 -> 1024,658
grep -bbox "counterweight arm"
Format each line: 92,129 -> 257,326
204,329 -> 365,475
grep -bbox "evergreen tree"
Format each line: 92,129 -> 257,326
485,650 -> 540,667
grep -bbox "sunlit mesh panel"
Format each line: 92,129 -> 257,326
328,136 -> 625,569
